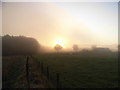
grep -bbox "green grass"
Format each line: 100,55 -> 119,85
35,53 -> 118,88
2,56 -> 54,88
3,56 -> 27,88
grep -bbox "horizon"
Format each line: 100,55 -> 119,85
2,34 -> 118,52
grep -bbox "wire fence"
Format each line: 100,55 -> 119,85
25,56 -> 63,88
38,61 -> 61,88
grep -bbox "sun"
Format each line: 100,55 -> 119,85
53,38 -> 65,48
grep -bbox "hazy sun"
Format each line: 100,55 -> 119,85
53,38 -> 65,48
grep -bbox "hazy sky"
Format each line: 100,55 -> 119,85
0,2 -> 1,36
2,2 -> 118,49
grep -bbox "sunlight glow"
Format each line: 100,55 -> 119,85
53,38 -> 65,48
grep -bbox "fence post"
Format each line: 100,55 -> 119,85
57,73 -> 60,88
41,62 -> 44,73
26,56 -> 30,88
47,67 -> 49,80
39,61 -> 41,67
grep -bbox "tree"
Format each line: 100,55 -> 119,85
73,44 -> 79,52
2,35 -> 41,56
54,44 -> 63,52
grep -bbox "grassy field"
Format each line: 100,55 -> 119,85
2,51 -> 118,88
2,56 -> 27,88
2,56 -> 52,88
35,52 -> 118,88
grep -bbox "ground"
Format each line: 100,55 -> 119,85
2,56 -> 52,88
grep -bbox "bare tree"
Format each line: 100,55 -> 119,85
54,44 -> 63,52
73,44 -> 79,52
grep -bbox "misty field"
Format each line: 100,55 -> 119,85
35,52 -> 118,88
2,52 -> 118,88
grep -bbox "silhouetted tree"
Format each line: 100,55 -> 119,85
2,35 -> 41,56
54,44 -> 62,52
73,44 -> 79,52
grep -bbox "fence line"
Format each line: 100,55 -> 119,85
26,56 -> 61,88
56,73 -> 60,88
26,56 -> 30,88
39,60 -> 60,88
47,67 -> 49,80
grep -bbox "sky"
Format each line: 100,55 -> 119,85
2,2 -> 118,50
0,2 -> 1,36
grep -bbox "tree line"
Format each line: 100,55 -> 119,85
2,35 -> 41,56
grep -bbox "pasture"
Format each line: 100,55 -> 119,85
2,56 -> 51,88
35,52 -> 118,88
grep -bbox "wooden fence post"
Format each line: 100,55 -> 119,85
26,56 -> 30,88
47,67 -> 49,80
39,61 -> 41,67
41,62 -> 44,73
57,73 -> 60,88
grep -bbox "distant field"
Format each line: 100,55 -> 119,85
35,52 -> 118,88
